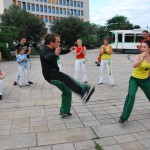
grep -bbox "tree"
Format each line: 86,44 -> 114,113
0,5 -> 46,42
51,16 -> 99,48
105,15 -> 136,32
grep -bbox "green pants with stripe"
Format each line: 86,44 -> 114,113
50,77 -> 90,113
120,76 -> 150,121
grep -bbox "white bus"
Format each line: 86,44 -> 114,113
109,29 -> 150,53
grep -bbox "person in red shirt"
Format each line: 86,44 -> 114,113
74,39 -> 88,83
137,30 -> 150,53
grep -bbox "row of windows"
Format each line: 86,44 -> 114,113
22,2 -> 83,16
35,0 -> 84,8
34,14 -> 84,23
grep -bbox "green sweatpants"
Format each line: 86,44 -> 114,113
50,77 -> 90,113
120,76 -> 150,121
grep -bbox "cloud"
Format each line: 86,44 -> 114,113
90,0 -> 150,28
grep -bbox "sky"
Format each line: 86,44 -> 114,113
89,0 -> 150,29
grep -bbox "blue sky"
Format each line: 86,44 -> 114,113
89,0 -> 150,29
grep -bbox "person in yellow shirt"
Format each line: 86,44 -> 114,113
119,40 -> 150,123
98,38 -> 115,86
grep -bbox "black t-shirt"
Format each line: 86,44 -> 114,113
16,43 -> 30,58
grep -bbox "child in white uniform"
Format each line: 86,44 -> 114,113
16,46 -> 29,87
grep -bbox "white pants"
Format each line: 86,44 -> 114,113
74,58 -> 87,82
0,80 -> 3,95
18,66 -> 28,85
99,59 -> 115,85
15,60 -> 31,83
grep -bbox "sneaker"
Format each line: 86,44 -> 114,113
0,95 -> 2,100
26,84 -> 30,86
119,118 -> 125,123
59,112 -> 72,118
98,83 -> 103,85
82,85 -> 95,103
28,81 -> 33,84
13,81 -> 18,85
83,81 -> 88,83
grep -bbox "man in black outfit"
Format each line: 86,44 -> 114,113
14,36 -> 33,85
40,34 -> 95,117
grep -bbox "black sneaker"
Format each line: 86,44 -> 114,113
119,118 -> 125,123
13,81 -> 18,85
82,85 -> 95,103
28,81 -> 33,84
0,95 -> 2,100
59,112 -> 72,118
83,81 -> 88,83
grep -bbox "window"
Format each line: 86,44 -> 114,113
56,7 -> 59,14
13,0 -> 16,5
74,1 -> 76,7
125,34 -> 134,42
22,2 -> 26,10
52,7 -> 55,13
135,34 -> 142,42
63,0 -> 66,5
60,8 -> 62,14
67,8 -> 70,15
31,3 -> 35,11
45,16 -> 48,22
36,4 -> 39,11
40,0 -> 43,2
81,10 -> 83,16
40,5 -> 43,12
70,9 -> 73,15
49,16 -> 52,23
78,10 -> 80,16
74,9 -> 77,15
118,34 -> 122,42
81,2 -> 83,8
77,1 -> 80,7
27,3 -> 30,10
67,0 -> 69,6
44,0 -> 47,2
70,0 -> 73,6
48,6 -> 51,13
48,0 -> 51,3
18,1 -> 21,7
59,0 -> 62,5
52,0 -> 55,4
44,5 -> 47,12
56,0 -> 58,4
63,8 -> 66,15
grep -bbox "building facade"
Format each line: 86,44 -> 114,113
0,0 -> 89,32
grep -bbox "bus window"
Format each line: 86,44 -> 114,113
118,34 -> 122,42
125,34 -> 134,42
109,32 -> 115,44
135,34 -> 142,42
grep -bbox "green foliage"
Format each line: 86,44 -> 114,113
51,16 -> 99,48
0,25 -> 19,45
94,141 -> 103,150
105,15 -> 137,32
1,5 -> 46,42
0,43 -> 7,59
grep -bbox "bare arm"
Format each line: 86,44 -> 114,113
81,46 -> 86,56
106,45 -> 112,55
99,46 -> 104,56
133,54 -> 144,68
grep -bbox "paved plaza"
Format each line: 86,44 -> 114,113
0,49 -> 150,150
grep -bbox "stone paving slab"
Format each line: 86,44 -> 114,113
0,133 -> 36,150
92,121 -> 147,138
1,50 -> 150,149
37,127 -> 96,146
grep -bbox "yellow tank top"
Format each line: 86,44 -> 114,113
132,60 -> 150,79
101,45 -> 111,60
